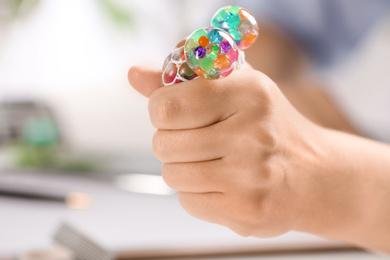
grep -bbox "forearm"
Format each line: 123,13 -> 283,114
294,126 -> 390,252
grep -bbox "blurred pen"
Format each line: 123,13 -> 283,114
0,183 -> 91,210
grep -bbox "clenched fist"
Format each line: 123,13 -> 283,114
128,66 -> 390,253
129,67 -> 322,237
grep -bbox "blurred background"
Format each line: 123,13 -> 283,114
0,0 -> 389,259
0,0 -> 203,172
0,0 -> 389,173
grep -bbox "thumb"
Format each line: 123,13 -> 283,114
128,66 -> 162,98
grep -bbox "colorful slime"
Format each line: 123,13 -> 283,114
162,5 -> 258,85
184,27 -> 238,79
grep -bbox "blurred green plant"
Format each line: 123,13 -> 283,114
0,0 -> 133,28
3,0 -> 40,18
11,143 -> 101,173
9,117 -> 102,174
97,0 -> 134,28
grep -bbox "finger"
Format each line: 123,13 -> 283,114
152,117 -> 234,163
128,66 -> 162,98
162,159 -> 230,193
178,192 -> 263,237
148,70 -> 247,130
178,192 -> 226,225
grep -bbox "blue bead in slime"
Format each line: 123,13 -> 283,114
207,29 -> 224,44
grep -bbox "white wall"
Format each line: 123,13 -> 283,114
0,0 -> 222,155
1,0 -> 388,156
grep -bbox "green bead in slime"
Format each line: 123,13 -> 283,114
188,54 -> 200,67
206,43 -> 221,59
185,38 -> 197,52
228,28 -> 242,42
191,28 -> 208,42
200,56 -> 215,72
226,12 -> 241,28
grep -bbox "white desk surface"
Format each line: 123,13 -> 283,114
0,171 -> 388,260
172,250 -> 389,260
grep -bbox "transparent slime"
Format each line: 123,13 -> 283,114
162,39 -> 198,86
184,27 -> 240,80
162,5 -> 258,85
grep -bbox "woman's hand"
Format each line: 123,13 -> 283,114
128,66 -> 390,252
129,67 -> 323,237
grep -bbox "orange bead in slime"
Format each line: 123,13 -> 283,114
239,8 -> 254,19
194,67 -> 207,77
198,36 -> 210,47
241,32 -> 257,49
214,54 -> 230,70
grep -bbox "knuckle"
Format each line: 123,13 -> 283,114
227,218 -> 255,237
253,70 -> 275,98
177,192 -> 214,223
150,96 -> 181,127
161,163 -> 177,190
233,227 -> 252,237
247,71 -> 275,110
255,121 -> 280,152
242,166 -> 271,190
152,131 -> 168,161
177,192 -> 194,214
265,129 -> 278,150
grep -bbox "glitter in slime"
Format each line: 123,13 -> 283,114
184,27 -> 239,79
211,6 -> 259,50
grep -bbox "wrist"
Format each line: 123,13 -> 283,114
290,127 -> 369,243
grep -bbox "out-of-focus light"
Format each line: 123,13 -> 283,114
65,192 -> 91,210
115,173 -> 175,196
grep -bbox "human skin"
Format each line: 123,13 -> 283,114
128,66 -> 390,253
